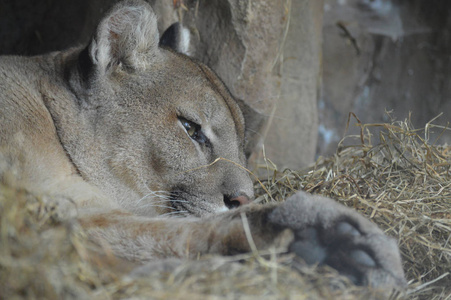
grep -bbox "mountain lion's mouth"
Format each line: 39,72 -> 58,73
169,190 -> 218,217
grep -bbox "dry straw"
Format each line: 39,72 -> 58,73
1,116 -> 450,299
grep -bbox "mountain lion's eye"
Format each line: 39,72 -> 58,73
178,117 -> 209,146
180,118 -> 197,137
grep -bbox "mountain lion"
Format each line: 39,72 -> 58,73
0,0 -> 405,287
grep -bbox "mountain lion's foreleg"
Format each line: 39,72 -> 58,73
78,203 -> 286,261
79,191 -> 406,287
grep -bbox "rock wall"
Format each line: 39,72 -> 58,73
320,0 -> 451,155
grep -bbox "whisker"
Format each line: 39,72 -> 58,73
136,191 -> 171,205
139,183 -> 190,216
143,184 -> 171,196
136,193 -> 156,205
160,211 -> 188,217
136,204 -> 177,210
152,199 -> 188,204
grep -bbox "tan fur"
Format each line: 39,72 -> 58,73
0,0 -> 406,288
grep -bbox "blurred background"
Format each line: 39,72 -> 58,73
319,0 -> 451,156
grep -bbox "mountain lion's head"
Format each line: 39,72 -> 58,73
52,0 -> 260,217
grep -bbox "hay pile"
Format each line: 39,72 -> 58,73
255,116 -> 451,299
1,118 -> 450,299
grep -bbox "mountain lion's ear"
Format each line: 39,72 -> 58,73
235,98 -> 267,158
159,23 -> 191,56
88,0 -> 160,73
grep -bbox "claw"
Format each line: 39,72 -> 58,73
336,221 -> 361,236
350,249 -> 376,267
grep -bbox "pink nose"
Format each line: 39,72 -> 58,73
224,194 -> 250,209
230,195 -> 250,206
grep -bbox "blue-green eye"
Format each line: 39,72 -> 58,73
178,116 -> 209,145
181,118 -> 196,137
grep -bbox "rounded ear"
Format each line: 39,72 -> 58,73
159,23 -> 192,56
89,0 -> 160,73
235,98 -> 267,158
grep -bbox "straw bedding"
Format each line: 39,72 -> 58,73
1,117 -> 450,299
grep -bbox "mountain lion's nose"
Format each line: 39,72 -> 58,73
224,194 -> 250,209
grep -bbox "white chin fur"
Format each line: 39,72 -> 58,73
216,205 -> 229,213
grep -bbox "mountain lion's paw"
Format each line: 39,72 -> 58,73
269,191 -> 406,287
